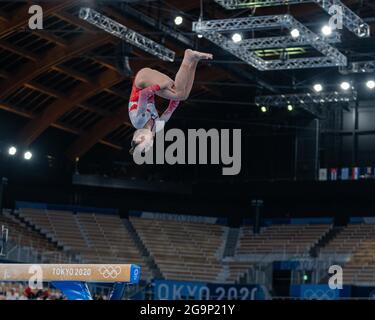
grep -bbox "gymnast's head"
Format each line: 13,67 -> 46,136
129,128 -> 154,156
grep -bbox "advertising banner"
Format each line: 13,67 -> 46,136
153,280 -> 267,300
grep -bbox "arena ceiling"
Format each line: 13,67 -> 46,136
0,0 -> 374,162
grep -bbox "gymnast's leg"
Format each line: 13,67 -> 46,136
135,50 -> 212,101
183,58 -> 199,100
135,68 -> 175,96
172,49 -> 212,101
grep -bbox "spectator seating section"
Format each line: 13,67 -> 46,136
130,217 -> 226,283
236,224 -> 332,256
222,261 -> 255,283
0,213 -> 67,262
18,208 -> 152,280
11,210 -> 350,285
320,223 -> 375,285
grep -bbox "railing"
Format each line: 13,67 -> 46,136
271,296 -> 375,300
3,235 -> 80,264
230,252 -> 346,287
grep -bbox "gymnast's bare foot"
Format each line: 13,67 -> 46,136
185,49 -> 213,62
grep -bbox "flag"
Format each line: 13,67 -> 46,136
330,168 -> 338,181
319,169 -> 328,181
352,167 -> 359,180
341,168 -> 349,180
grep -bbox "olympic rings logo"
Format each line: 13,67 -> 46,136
98,265 -> 122,279
303,289 -> 337,300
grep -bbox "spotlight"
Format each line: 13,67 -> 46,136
313,83 -> 323,92
357,23 -> 369,38
290,28 -> 300,38
174,16 -> 183,26
321,25 -> 332,36
197,34 -> 203,38
261,106 -> 268,113
8,146 -> 17,156
340,81 -> 351,91
232,33 -> 242,43
24,151 -> 32,160
366,80 -> 375,89
287,104 -> 294,111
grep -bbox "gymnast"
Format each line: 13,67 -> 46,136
128,49 -> 213,155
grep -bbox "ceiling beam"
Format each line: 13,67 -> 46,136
0,9 -> 10,23
52,64 -> 131,101
17,69 -> 123,146
0,40 -> 39,62
0,100 -> 102,141
0,0 -> 79,38
24,81 -> 114,117
54,53 -> 133,83
84,54 -> 120,72
24,81 -> 62,98
34,30 -> 69,47
105,87 -> 129,100
0,32 -> 112,100
52,65 -> 93,84
66,109 -> 131,160
53,11 -> 99,32
0,93 -> 121,151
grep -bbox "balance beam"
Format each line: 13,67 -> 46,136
0,264 -> 140,283
0,264 -> 141,300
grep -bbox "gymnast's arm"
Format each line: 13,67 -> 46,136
159,100 -> 180,123
152,100 -> 180,133
154,85 -> 186,101
136,84 -> 161,117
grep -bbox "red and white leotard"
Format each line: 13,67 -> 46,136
128,81 -> 181,132
128,83 -> 160,129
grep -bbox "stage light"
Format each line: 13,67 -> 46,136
261,106 -> 268,113
24,151 -> 32,160
290,28 -> 300,38
79,7 -> 175,62
197,34 -> 203,38
287,104 -> 294,111
174,16 -> 183,26
340,81 -> 351,90
321,25 -> 332,36
8,146 -> 17,156
313,83 -> 323,92
232,33 -> 242,43
366,80 -> 375,89
358,23 -> 369,38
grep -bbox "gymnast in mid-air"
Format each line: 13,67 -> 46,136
129,49 -> 213,155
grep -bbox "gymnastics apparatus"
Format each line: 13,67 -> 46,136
0,264 -> 140,300
128,49 -> 213,155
